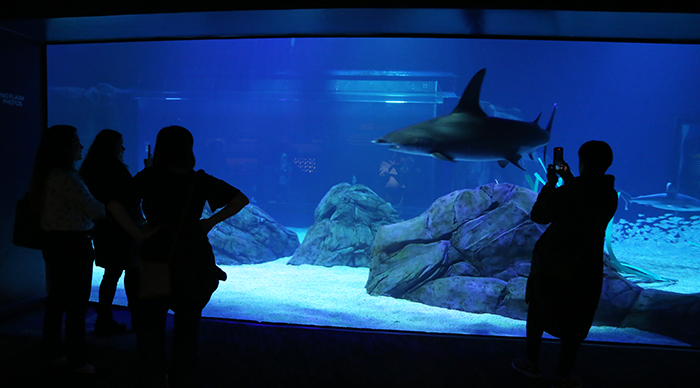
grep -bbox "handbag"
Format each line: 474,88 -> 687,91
13,193 -> 46,250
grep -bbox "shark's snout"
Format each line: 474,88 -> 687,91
372,138 -> 389,144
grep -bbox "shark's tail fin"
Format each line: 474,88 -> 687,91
545,103 -> 557,134
542,104 -> 557,164
619,190 -> 632,210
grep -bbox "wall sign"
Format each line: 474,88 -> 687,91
1,92 -> 24,107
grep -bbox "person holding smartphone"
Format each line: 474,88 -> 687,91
109,125 -> 249,387
512,141 -> 618,388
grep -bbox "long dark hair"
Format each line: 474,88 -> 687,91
153,125 -> 196,169
80,129 -> 125,177
29,125 -> 78,209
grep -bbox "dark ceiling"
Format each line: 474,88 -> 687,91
2,3 -> 700,44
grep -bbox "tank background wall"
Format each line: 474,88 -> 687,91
0,29 -> 47,308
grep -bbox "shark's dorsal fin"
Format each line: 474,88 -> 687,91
431,152 -> 456,162
666,182 -> 678,198
666,182 -> 677,193
452,68 -> 487,118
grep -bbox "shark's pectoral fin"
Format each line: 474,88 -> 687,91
619,191 -> 632,210
431,152 -> 456,162
505,154 -> 525,171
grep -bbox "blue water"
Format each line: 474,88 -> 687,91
49,37 -> 700,345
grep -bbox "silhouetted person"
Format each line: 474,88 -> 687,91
512,141 -> 618,388
80,129 -> 140,335
109,125 -> 249,388
30,125 -> 105,374
379,153 -> 406,206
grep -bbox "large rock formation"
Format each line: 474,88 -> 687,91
288,183 -> 402,268
207,204 -> 300,265
366,183 -> 542,316
365,182 -> 700,345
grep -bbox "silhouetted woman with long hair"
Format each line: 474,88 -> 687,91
109,125 -> 249,387
30,125 -> 105,374
80,129 -> 140,335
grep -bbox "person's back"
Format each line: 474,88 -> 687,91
514,140 -> 617,388
108,125 -> 249,387
131,167 -> 208,229
533,173 -> 617,279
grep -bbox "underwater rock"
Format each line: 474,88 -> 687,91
288,183 -> 402,268
406,276 -> 508,314
496,277 -> 530,320
366,182 -> 700,344
207,204 -> 300,265
366,183 -> 542,318
366,240 -> 451,297
593,263 -> 644,327
620,289 -> 700,345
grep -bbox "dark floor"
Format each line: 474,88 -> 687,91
0,298 -> 698,388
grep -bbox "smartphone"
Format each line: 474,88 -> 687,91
553,147 -> 564,171
144,143 -> 153,167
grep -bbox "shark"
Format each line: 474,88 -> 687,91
620,183 -> 700,212
372,68 -> 556,170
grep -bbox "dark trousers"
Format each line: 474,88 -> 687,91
96,265 -> 138,323
526,302 -> 582,379
136,296 -> 202,388
41,230 -> 94,365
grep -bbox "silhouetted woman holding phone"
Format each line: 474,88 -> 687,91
109,125 -> 249,387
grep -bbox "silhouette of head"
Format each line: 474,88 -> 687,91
84,129 -> 124,163
36,125 -> 79,171
31,125 -> 80,203
578,140 -> 612,176
153,125 -> 195,169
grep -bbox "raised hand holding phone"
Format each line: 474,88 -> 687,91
553,147 -> 564,171
144,144 -> 153,168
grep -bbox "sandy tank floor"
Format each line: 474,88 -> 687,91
90,226 -> 697,347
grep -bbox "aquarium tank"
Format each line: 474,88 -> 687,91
46,37 -> 700,347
